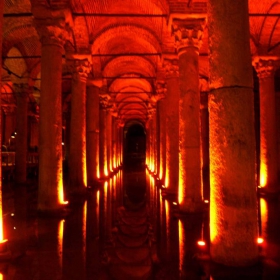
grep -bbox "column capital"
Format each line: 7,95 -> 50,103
67,56 -> 92,83
147,104 -> 156,119
252,56 -> 280,79
155,80 -> 167,99
33,7 -> 73,47
171,17 -> 206,55
162,56 -> 179,78
99,94 -> 111,109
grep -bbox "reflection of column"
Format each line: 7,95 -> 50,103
99,94 -> 110,178
86,85 -> 100,184
33,7 -> 72,210
253,57 -> 279,193
14,83 -> 29,184
208,0 -> 258,265
163,57 -> 179,195
68,56 -> 91,193
172,17 -> 205,212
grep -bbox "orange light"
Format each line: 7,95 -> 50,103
58,219 -> 65,268
197,240 -> 206,246
173,202 -> 178,205
257,237 -> 264,244
83,201 -> 87,262
178,219 -> 184,272
204,200 -> 209,203
0,273 -> 3,280
260,162 -> 267,187
178,179 -> 183,205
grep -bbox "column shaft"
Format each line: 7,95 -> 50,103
178,48 -> 202,211
99,108 -> 107,178
208,0 -> 258,265
106,110 -> 112,173
86,85 -> 100,184
69,72 -> 87,192
39,42 -> 64,210
165,75 -> 179,194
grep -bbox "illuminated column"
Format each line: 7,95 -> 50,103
99,94 -> 110,178
154,81 -> 167,179
111,115 -> 117,169
33,8 -> 72,210
146,120 -> 150,167
172,18 -> 205,212
253,57 -> 279,192
200,87 -> 210,201
86,84 -> 100,184
106,109 -> 112,173
14,83 -> 29,184
163,57 -> 179,195
0,0 -> 6,245
208,0 -> 258,265
68,56 -> 91,192
156,82 -> 167,181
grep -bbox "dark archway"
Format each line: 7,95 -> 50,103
123,123 -> 146,171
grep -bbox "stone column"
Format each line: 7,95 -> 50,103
99,94 -> 110,178
172,17 -> 205,212
208,0 -> 258,265
86,84 -> 100,185
111,114 -> 117,169
33,7 -> 72,210
162,57 -> 179,195
200,86 -> 210,201
253,57 -> 279,193
156,82 -> 167,182
106,109 -> 112,173
14,83 -> 29,184
68,56 -> 91,194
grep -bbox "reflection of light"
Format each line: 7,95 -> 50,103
83,201 -> 87,263
197,240 -> 206,246
260,162 -> 267,187
260,198 -> 267,238
178,219 -> 184,274
58,219 -> 65,268
0,189 -> 5,241
257,237 -> 264,244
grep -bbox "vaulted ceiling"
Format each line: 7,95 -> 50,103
2,0 -> 280,125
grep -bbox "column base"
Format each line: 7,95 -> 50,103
37,204 -> 70,218
178,199 -> 205,213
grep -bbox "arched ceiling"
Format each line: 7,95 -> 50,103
2,0 -> 280,125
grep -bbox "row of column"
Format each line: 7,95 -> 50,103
146,1 -> 280,266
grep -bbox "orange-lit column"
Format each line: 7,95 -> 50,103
145,120 -> 150,167
68,56 -> 91,193
111,115 -> 117,169
253,57 -> 279,193
33,8 -> 72,210
14,83 -> 29,184
86,84 -> 100,185
99,94 -> 110,178
0,0 -> 6,245
163,57 -> 179,195
208,0 -> 258,265
106,109 -> 112,173
172,18 -> 205,212
200,89 -> 210,201
156,81 -> 167,180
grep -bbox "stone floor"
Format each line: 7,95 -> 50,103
0,166 -> 279,279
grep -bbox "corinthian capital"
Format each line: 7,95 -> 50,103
172,18 -> 206,55
33,7 -> 73,47
155,80 -> 167,99
162,56 -> 179,78
253,56 -> 280,80
99,94 -> 111,109
68,58 -> 92,83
